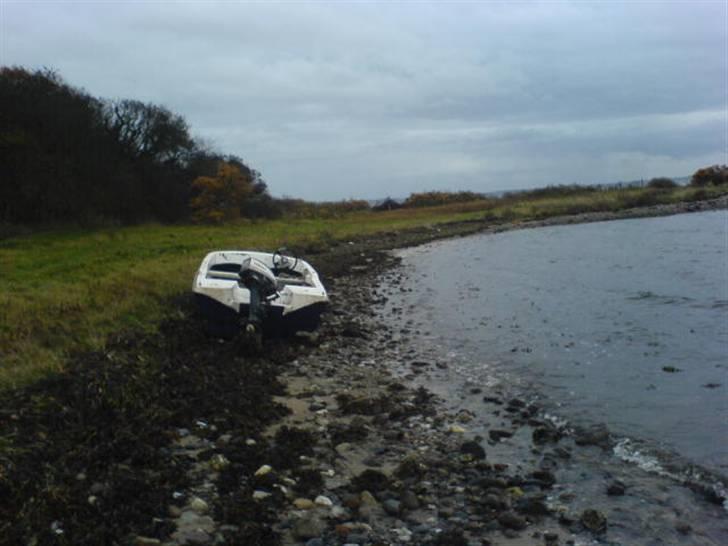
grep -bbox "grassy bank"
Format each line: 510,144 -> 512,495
1,183 -> 726,388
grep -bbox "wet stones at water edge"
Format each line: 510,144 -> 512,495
580,509 -> 608,534
573,423 -> 612,448
459,440 -> 486,460
606,480 -> 626,496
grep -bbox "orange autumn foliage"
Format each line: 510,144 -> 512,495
190,162 -> 254,223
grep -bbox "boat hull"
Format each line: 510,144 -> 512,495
194,293 -> 326,337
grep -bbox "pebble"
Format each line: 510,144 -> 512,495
293,514 -> 325,540
400,490 -> 419,510
314,495 -> 333,508
460,440 -> 486,459
252,490 -> 272,500
606,480 -> 626,496
209,454 -> 229,471
134,538 -> 161,546
580,509 -> 607,534
293,498 -> 315,510
188,496 -> 208,514
498,511 -> 527,530
675,521 -> 692,534
254,464 -> 273,476
383,498 -> 401,515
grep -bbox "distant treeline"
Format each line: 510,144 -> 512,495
0,67 -> 272,225
2,66 -> 726,227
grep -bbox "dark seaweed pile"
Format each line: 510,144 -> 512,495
0,297 -> 294,545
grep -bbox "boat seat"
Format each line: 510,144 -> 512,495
207,270 -> 240,280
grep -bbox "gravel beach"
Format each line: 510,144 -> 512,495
1,196 -> 726,546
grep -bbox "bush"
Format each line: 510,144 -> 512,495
691,165 -> 728,187
647,177 -> 677,189
404,191 -> 485,208
503,184 -> 599,201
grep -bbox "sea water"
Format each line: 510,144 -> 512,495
394,211 -> 728,473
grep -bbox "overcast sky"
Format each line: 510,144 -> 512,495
2,1 -> 726,200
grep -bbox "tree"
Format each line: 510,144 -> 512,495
103,99 -> 194,164
190,162 -> 254,223
691,165 -> 728,187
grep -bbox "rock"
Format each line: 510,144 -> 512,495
477,477 -> 508,489
400,490 -> 420,510
460,440 -> 486,460
532,427 -> 561,444
515,496 -> 549,516
89,482 -> 106,495
293,514 -> 325,540
305,539 -> 324,546
383,499 -> 401,515
662,366 -> 681,373
314,495 -> 333,508
508,398 -> 526,408
606,481 -> 625,496
293,498 -> 315,510
395,454 -> 427,479
359,490 -> 378,507
216,433 -> 232,445
580,509 -> 607,534
530,470 -> 556,487
675,521 -> 692,534
254,464 -> 273,476
252,490 -> 272,500
489,429 -> 513,441
134,538 -> 161,546
498,511 -> 527,530
543,531 -> 559,543
341,492 -> 361,510
449,424 -> 467,433
331,505 -> 348,519
506,486 -> 524,498
188,496 -> 209,514
347,533 -> 369,544
209,454 -> 230,471
351,469 -> 390,491
358,490 -> 380,521
483,494 -> 505,510
573,424 -> 611,448
173,529 -> 211,544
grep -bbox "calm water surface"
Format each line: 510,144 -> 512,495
397,211 -> 728,472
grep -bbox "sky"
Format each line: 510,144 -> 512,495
1,1 -> 726,201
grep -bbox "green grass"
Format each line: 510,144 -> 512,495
1,184 -> 726,388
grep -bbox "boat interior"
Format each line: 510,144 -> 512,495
206,257 -> 313,288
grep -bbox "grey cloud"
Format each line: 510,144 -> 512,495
2,1 -> 725,199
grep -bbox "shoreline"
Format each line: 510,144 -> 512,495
259,205 -> 728,546
1,198 -> 726,545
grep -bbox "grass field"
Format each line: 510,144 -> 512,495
1,184 -> 725,388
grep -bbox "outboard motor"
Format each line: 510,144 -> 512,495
238,256 -> 278,331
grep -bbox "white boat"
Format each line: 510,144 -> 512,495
192,249 -> 328,337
